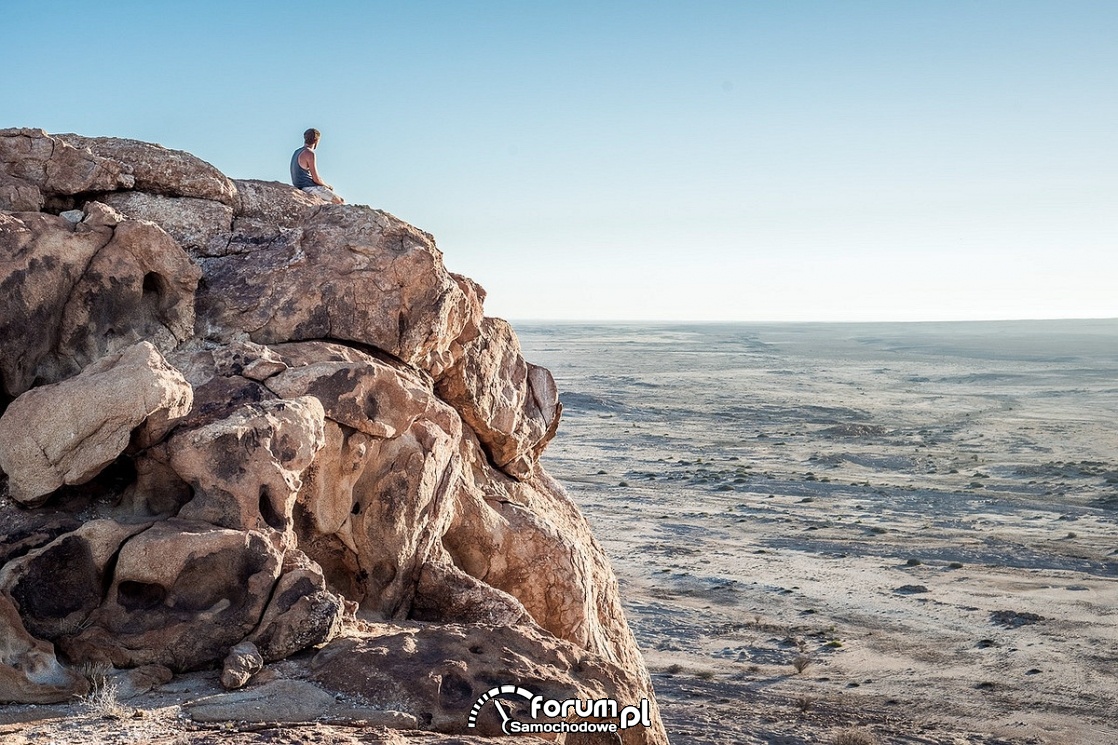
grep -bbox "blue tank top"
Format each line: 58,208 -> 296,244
291,147 -> 315,189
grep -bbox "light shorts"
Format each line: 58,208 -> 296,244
302,185 -> 341,202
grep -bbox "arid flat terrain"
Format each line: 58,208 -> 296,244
518,320 -> 1118,745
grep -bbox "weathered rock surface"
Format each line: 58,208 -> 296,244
0,128 -> 666,744
58,133 -> 237,205
0,201 -> 200,398
0,128 -> 134,198
0,593 -> 88,704
0,519 -> 149,639
194,204 -> 484,379
110,662 -> 173,699
0,341 -> 192,506
0,171 -> 43,212
220,641 -> 264,690
100,190 -> 233,257
435,316 -> 561,476
185,679 -> 337,723
311,623 -> 655,744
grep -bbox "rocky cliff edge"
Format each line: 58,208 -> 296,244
0,128 -> 666,744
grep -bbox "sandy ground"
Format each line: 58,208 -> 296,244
519,321 -> 1118,745
2,320 -> 1116,744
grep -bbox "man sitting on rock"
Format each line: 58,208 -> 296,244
291,128 -> 344,204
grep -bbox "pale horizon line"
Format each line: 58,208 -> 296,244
507,315 -> 1118,326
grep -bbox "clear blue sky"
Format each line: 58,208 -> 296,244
5,1 -> 1117,322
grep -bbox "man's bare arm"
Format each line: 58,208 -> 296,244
300,150 -> 333,189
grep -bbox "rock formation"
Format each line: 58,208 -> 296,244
0,128 -> 665,743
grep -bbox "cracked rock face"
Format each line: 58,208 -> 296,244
0,128 -> 667,744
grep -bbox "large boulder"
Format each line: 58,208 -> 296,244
0,519 -> 148,639
0,129 -> 668,743
0,341 -> 193,506
58,519 -> 283,670
268,342 -> 464,617
0,209 -> 112,398
169,396 -> 327,539
435,316 -> 561,477
0,128 -> 134,197
0,202 -> 200,398
58,133 -> 237,205
310,622 -> 657,744
100,190 -> 233,257
194,205 -> 484,377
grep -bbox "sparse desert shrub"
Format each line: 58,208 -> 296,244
79,664 -> 130,720
792,655 -> 812,674
795,695 -> 815,714
664,663 -> 683,675
833,727 -> 878,745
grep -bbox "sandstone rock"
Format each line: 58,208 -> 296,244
60,133 -> 237,205
265,341 -> 433,439
0,210 -> 113,398
311,623 -> 658,744
212,339 -> 288,381
246,549 -> 347,661
0,129 -> 666,742
0,203 -> 199,398
52,203 -> 201,385
100,190 -> 233,257
291,383 -> 463,617
110,663 -> 173,699
435,316 -> 561,477
220,641 -> 264,690
232,178 -> 321,228
0,171 -> 42,211
0,127 -> 134,196
411,562 -> 531,627
0,502 -> 81,566
0,593 -> 88,704
59,519 -> 283,670
0,519 -> 148,639
0,342 -> 192,506
163,348 -> 278,431
184,679 -> 336,723
441,459 -> 658,724
194,205 -> 484,376
170,396 -> 326,537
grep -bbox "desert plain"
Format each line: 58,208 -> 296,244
518,319 -> 1118,745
